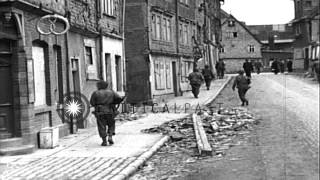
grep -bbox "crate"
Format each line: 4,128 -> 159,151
39,127 -> 59,149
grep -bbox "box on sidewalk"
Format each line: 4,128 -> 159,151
39,126 -> 59,149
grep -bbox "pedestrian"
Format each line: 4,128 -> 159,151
243,59 -> 254,78
202,65 -> 215,90
188,69 -> 204,98
215,59 -> 225,79
254,60 -> 263,74
232,70 -> 251,106
280,60 -> 285,73
271,59 -> 280,74
90,80 -> 124,146
287,59 -> 293,72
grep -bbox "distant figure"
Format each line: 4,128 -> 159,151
188,69 -> 204,98
280,60 -> 285,73
255,60 -> 263,74
287,59 -> 293,72
232,70 -> 251,106
271,59 -> 280,74
215,59 -> 225,79
90,81 -> 124,146
243,59 -> 254,78
202,65 -> 215,90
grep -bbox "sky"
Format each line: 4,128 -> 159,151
221,0 -> 295,25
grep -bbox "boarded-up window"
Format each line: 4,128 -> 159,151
166,62 -> 171,89
32,46 -> 46,106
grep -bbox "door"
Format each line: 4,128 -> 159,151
172,62 -> 178,96
0,53 -> 14,138
304,48 -> 309,70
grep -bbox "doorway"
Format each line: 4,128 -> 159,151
172,61 -> 178,96
0,39 -> 14,138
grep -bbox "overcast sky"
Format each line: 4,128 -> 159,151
221,0 -> 295,25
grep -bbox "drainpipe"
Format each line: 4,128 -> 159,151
176,0 -> 182,96
122,0 -> 126,95
64,0 -> 73,133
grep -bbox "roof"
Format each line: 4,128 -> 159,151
247,24 -> 295,41
221,13 -> 262,45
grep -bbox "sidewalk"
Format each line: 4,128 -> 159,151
0,77 -> 231,180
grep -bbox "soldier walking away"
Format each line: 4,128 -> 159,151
280,60 -> 285,73
215,59 -> 225,79
243,59 -> 254,78
271,59 -> 280,74
188,69 -> 204,98
202,65 -> 215,90
255,60 -> 263,74
90,81 -> 124,146
287,59 -> 293,72
232,70 -> 251,106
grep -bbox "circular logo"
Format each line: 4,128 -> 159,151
36,14 -> 70,35
61,92 -> 90,123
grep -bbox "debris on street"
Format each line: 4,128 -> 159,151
142,107 -> 258,157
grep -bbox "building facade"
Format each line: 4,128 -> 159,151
0,0 -> 125,155
291,0 -> 319,71
125,0 -> 223,103
220,13 -> 262,73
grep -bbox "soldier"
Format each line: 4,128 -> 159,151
90,81 -> 124,146
232,70 -> 251,106
287,59 -> 293,72
202,65 -> 215,90
243,59 -> 254,78
254,60 -> 263,74
188,69 -> 204,98
215,59 -> 225,79
271,59 -> 280,74
280,60 -> 285,73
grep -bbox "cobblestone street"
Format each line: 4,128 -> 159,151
131,74 -> 319,180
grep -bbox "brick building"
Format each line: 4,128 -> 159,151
66,0 -> 125,128
124,0 -> 223,103
291,0 -> 319,71
0,0 -> 69,155
220,13 -> 262,73
0,0 -> 125,155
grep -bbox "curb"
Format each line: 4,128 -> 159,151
203,76 -> 233,106
110,136 -> 170,180
111,77 -> 232,180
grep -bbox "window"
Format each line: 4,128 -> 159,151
296,24 -> 301,35
115,55 -> 122,91
85,46 -> 93,65
32,45 -> 47,106
152,14 -> 156,39
162,17 -> 167,41
305,0 -> 312,7
166,19 -> 172,41
156,15 -> 161,40
151,13 -> 172,42
155,60 -> 165,90
248,45 -> 255,53
166,62 -> 171,89
219,47 -> 225,53
179,21 -> 190,45
233,32 -> 238,38
102,0 -> 115,16
228,20 -> 235,27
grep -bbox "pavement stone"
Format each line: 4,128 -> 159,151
0,77 -> 231,180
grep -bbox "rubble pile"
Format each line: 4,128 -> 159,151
142,107 -> 258,156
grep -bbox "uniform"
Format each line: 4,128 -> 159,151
90,88 -> 122,145
188,71 -> 204,98
202,67 -> 215,90
232,73 -> 251,106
